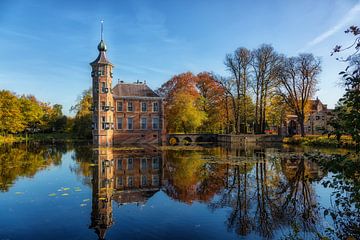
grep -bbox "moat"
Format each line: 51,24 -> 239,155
0,142 -> 358,239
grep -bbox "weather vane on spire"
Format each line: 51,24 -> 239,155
101,20 -> 104,40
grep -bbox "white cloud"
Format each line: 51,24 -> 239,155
302,1 -> 360,50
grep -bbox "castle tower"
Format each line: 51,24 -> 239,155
90,21 -> 114,146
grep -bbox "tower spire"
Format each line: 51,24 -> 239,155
101,20 -> 104,41
97,20 -> 107,52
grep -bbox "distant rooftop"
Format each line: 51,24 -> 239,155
112,80 -> 159,98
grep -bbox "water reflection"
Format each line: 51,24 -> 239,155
0,143 -> 66,191
2,143 -> 357,239
90,146 -> 165,239
88,144 -> 326,239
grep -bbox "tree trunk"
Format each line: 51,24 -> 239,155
299,116 -> 305,137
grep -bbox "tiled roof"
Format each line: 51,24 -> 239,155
90,51 -> 112,66
112,83 -> 159,97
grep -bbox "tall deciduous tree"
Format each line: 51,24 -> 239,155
278,54 -> 321,137
223,47 -> 252,133
251,44 -> 282,134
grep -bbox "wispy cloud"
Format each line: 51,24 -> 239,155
0,28 -> 42,41
302,1 -> 360,51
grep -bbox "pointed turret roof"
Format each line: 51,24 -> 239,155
90,21 -> 113,66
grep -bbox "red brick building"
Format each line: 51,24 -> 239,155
90,33 -> 165,146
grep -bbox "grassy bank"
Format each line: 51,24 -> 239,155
283,135 -> 356,148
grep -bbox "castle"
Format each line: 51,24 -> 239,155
90,27 -> 165,146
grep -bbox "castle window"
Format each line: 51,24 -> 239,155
117,101 -> 123,112
316,116 -> 320,120
141,158 -> 147,170
101,82 -> 107,93
152,117 -> 159,130
152,175 -> 159,186
127,158 -> 133,170
141,175 -> 147,186
127,118 -> 133,130
117,159 -> 123,170
117,176 -> 123,186
98,66 -> 104,76
101,101 -> 105,111
153,102 -> 159,112
141,117 -> 147,129
101,116 -> 106,130
152,157 -> 159,170
127,102 -> 133,112
127,176 -> 133,187
141,102 -> 147,112
117,117 -> 123,129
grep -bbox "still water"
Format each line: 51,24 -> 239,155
0,143 -> 358,239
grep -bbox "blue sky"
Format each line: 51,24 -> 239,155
0,0 -> 359,115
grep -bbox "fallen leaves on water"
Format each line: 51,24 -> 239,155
80,203 -> 87,207
48,193 -> 57,197
83,199 -> 90,202
61,193 -> 69,196
15,192 -> 24,195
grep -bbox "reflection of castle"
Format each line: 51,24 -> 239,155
89,147 -> 165,239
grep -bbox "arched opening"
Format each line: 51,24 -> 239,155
195,136 -> 205,143
288,120 -> 298,136
182,137 -> 193,146
169,137 -> 179,146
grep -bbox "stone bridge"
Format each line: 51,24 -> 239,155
167,133 -> 217,145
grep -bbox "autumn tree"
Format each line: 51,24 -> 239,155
0,90 -> 25,134
167,91 -> 206,133
196,72 -> 226,133
18,95 -> 44,133
278,54 -> 321,137
158,72 -> 224,133
71,89 -> 92,139
266,95 -> 288,134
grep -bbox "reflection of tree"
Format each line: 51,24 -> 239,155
0,143 -> 64,191
164,150 -> 226,203
70,144 -> 93,186
208,149 -> 322,239
275,157 -> 320,234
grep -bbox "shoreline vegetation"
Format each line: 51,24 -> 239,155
0,133 -> 90,144
283,135 -> 357,149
